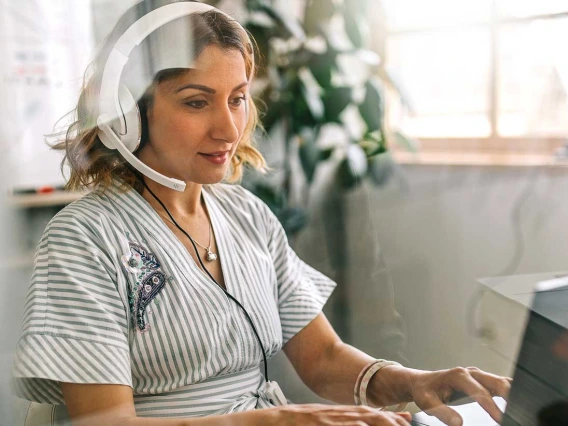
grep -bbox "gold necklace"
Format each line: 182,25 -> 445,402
156,210 -> 218,262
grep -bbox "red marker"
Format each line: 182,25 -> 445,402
37,186 -> 55,194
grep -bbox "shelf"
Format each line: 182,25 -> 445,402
7,191 -> 89,208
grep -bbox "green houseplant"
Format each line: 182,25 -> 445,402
238,0 -> 411,342
235,0 -> 411,234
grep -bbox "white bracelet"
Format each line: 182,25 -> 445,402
354,360 -> 377,405
354,359 -> 407,412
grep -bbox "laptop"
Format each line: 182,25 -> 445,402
412,277 -> 568,426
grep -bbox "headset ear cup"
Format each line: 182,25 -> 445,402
117,84 -> 142,152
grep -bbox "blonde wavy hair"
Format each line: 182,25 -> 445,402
53,0 -> 266,193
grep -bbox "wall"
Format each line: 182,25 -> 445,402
268,163 -> 568,403
366,165 -> 568,373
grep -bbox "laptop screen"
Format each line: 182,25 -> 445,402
502,284 -> 568,425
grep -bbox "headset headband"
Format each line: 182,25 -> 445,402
97,2 -> 253,192
99,3 -> 221,126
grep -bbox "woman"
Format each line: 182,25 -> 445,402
11,1 -> 510,425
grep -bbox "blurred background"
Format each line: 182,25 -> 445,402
2,0 -> 568,422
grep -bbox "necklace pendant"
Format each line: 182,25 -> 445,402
206,248 -> 218,262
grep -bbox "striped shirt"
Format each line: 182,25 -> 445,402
11,180 -> 336,417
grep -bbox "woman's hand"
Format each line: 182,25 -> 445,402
409,366 -> 512,426
270,404 -> 412,426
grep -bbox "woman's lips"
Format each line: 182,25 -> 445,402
199,151 -> 229,165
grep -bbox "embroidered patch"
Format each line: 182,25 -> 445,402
121,242 -> 166,332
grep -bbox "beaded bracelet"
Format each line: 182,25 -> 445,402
354,359 -> 408,412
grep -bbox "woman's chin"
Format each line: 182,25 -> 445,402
186,170 -> 228,185
201,176 -> 226,185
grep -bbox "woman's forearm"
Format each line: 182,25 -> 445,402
303,341 -> 376,404
307,341 -> 416,408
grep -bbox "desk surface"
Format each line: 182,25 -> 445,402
478,270 -> 568,307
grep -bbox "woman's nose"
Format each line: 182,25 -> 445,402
210,105 -> 241,143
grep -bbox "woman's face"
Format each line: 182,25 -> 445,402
138,45 -> 249,185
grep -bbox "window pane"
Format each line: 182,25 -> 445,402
388,29 -> 491,137
498,18 -> 568,137
498,0 -> 568,18
382,0 -> 492,32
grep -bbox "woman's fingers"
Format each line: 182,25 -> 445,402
418,393 -> 464,426
356,408 -> 412,426
382,411 -> 412,426
410,367 -> 511,426
396,412 -> 412,422
297,405 -> 410,426
275,404 -> 413,426
393,417 -> 410,426
379,411 -> 412,426
394,412 -> 413,426
447,368 -> 503,424
466,366 -> 512,399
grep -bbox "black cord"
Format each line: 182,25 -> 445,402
140,179 -> 270,382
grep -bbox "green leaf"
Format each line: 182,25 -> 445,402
256,83 -> 286,134
338,144 -> 368,189
307,48 -> 338,90
277,207 -> 307,236
356,49 -> 381,66
247,182 -> 285,213
346,144 -> 368,176
359,130 -> 387,157
245,22 -> 273,65
359,79 -> 383,132
303,0 -> 337,36
245,0 -> 270,12
346,0 -> 371,16
298,127 -> 320,182
393,131 -> 420,152
365,130 -> 383,143
343,6 -> 368,48
322,86 -> 352,123
368,152 -> 395,187
255,4 -> 305,41
319,147 -> 335,161
258,99 -> 283,134
288,79 -> 319,134
298,70 -> 324,121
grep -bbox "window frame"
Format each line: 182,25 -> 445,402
384,7 -> 568,166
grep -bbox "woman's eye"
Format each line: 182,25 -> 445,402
231,96 -> 247,107
185,100 -> 207,109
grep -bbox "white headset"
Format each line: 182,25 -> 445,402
96,2 -> 253,192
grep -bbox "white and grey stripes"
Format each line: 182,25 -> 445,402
12,180 -> 336,417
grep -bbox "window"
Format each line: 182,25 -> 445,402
382,0 -> 568,164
